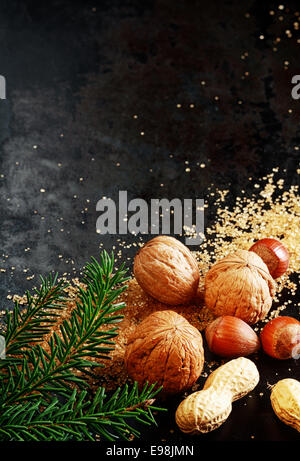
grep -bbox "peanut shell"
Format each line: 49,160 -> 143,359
270,378 -> 300,432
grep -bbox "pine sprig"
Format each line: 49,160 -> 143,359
0,382 -> 164,441
3,273 -> 68,356
0,251 -> 130,402
0,251 -> 166,441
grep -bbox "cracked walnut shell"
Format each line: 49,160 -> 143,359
124,310 -> 204,396
204,249 -> 277,325
134,236 -> 200,305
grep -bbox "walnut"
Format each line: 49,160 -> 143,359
134,236 -> 200,305
204,249 -> 277,324
124,310 -> 204,396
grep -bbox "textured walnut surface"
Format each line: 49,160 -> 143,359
124,310 -> 204,396
134,236 -> 200,305
204,249 -> 277,324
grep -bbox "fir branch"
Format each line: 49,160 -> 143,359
0,251 -> 130,403
0,383 -> 165,442
0,251 -> 166,441
3,273 -> 68,355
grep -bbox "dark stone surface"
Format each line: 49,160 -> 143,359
0,0 -> 299,442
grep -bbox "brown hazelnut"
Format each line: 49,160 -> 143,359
260,316 -> 300,359
249,238 -> 289,279
134,236 -> 200,305
205,315 -> 260,358
204,249 -> 277,324
124,310 -> 204,396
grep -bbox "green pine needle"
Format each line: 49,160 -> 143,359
0,251 -> 166,441
0,382 -> 165,441
3,274 -> 68,356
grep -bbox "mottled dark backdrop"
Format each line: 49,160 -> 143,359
0,0 -> 299,442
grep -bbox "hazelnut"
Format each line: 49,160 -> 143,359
260,316 -> 300,359
249,238 -> 289,279
124,310 -> 204,396
205,315 -> 260,358
204,249 -> 277,324
134,236 -> 200,305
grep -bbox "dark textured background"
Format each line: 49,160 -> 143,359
0,0 -> 299,443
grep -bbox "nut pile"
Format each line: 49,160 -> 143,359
8,170 -> 300,436
123,232 -> 300,434
118,172 -> 299,434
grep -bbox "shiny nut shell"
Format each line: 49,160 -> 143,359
249,238 -> 289,279
260,316 -> 300,359
205,315 -> 260,357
